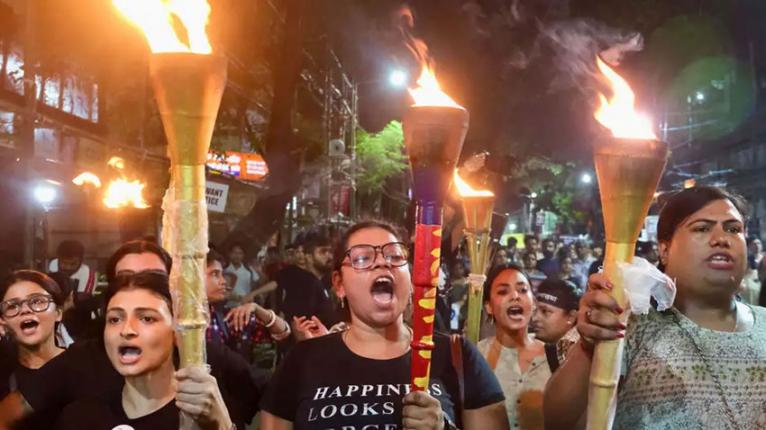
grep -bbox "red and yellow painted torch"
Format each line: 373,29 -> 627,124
113,2 -> 226,425
587,58 -> 668,430
453,170 -> 495,344
405,66 -> 468,391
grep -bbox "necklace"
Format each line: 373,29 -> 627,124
672,310 -> 741,430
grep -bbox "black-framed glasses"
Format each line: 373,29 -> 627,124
344,242 -> 409,270
0,294 -> 54,318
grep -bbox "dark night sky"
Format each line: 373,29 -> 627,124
323,0 -> 766,169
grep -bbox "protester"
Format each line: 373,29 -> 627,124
0,270 -> 66,430
506,236 -> 519,263
260,220 -> 508,429
535,239 -> 559,278
48,240 -> 97,296
741,236 -> 763,304
521,251 -> 546,291
478,263 -> 549,429
55,271 -> 233,429
224,243 -> 258,306
205,250 -> 291,360
276,231 -> 339,338
636,241 -> 660,267
557,254 -> 584,288
571,241 -> 595,284
544,186 -> 766,429
0,240 -> 260,430
531,278 -> 582,371
492,247 -> 510,267
524,234 -> 543,260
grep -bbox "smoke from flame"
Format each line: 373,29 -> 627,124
454,170 -> 494,198
113,0 -> 212,54
594,57 -> 656,140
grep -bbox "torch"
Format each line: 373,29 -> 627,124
586,58 -> 668,430
453,170 -> 494,343
113,1 -> 226,424
405,66 -> 468,391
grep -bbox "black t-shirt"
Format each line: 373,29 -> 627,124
277,265 -> 338,327
261,331 -> 504,429
17,339 -> 259,427
55,388 -> 177,430
0,350 -> 63,430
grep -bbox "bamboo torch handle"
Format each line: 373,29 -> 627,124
586,241 -> 633,430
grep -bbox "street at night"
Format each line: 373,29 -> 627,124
1,1 -> 766,429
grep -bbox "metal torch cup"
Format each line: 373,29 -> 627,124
149,53 -> 227,370
404,105 -> 468,392
587,138 -> 668,430
461,194 -> 494,343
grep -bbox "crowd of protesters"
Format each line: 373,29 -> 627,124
1,185 -> 766,429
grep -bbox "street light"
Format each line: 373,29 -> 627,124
33,183 -> 58,207
388,69 -> 408,88
580,173 -> 593,184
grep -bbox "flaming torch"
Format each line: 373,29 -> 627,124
454,170 -> 494,343
587,57 -> 668,430
113,0 -> 226,420
405,65 -> 468,392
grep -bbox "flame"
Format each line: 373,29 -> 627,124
103,178 -> 150,209
594,57 -> 657,140
408,66 -> 461,108
72,172 -> 102,188
113,0 -> 212,54
107,156 -> 126,170
453,170 -> 494,198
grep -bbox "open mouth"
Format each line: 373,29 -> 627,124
371,275 -> 395,306
707,253 -> 734,269
19,320 -> 39,334
507,306 -> 525,319
118,345 -> 143,365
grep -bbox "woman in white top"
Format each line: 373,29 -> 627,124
478,263 -> 550,429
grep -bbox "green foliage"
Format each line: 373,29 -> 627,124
355,121 -> 408,193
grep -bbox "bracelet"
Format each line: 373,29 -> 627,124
271,321 -> 291,341
263,310 -> 277,328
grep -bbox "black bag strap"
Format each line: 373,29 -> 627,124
449,334 -> 464,428
544,343 -> 560,372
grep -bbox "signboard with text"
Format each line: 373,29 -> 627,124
206,181 -> 229,213
206,151 -> 268,181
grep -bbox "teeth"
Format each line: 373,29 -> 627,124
119,346 -> 142,357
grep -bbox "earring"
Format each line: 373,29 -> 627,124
340,297 -> 346,309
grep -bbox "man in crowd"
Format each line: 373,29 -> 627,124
224,243 -> 258,306
572,241 -> 596,284
531,278 -> 582,371
536,238 -> 560,277
49,240 -> 97,296
277,231 -> 338,340
524,234 -> 543,260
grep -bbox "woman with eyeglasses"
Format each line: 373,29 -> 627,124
260,220 -> 509,430
0,270 -> 67,429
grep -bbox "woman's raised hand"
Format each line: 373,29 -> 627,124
577,273 -> 626,346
